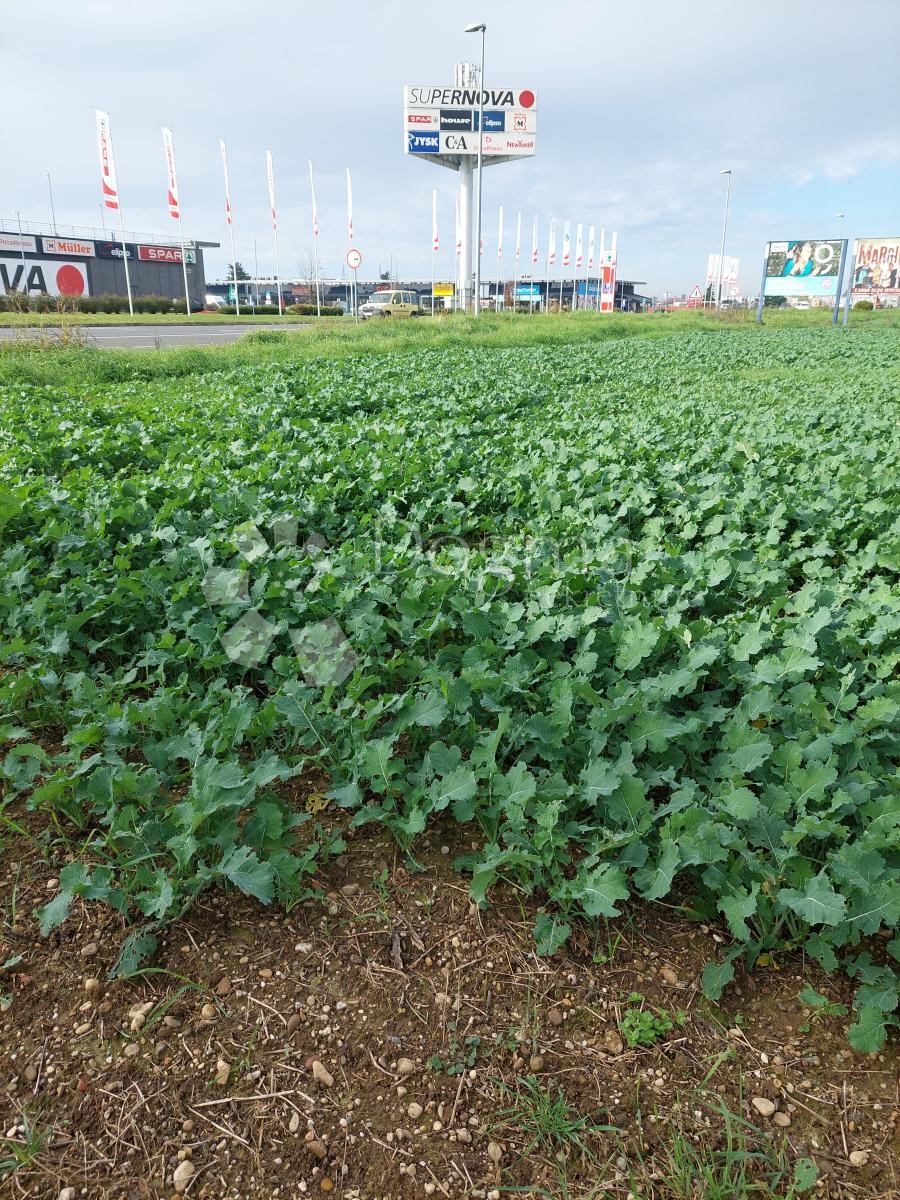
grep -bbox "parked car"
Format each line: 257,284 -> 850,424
358,289 -> 420,319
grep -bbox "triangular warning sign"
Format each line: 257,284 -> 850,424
689,284 -> 703,299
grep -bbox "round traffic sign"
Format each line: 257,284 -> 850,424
346,247 -> 362,271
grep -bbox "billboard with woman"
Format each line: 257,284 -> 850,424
763,240 -> 844,297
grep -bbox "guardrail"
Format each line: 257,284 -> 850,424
0,217 -> 198,248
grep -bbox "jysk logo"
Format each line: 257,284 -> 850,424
407,131 -> 439,153
440,109 -> 472,131
479,111 -> 505,132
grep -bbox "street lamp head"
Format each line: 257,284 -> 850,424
465,22 -> 486,32
720,168 -> 732,175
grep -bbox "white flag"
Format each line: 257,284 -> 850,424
432,189 -> 439,253
309,161 -> 319,239
562,221 -> 571,269
346,168 -> 354,247
219,139 -> 232,226
455,194 -> 461,256
497,205 -> 503,261
531,214 -> 539,265
548,219 -> 557,266
96,110 -> 119,211
587,224 -> 595,270
575,223 -> 584,270
161,127 -> 180,220
515,211 -> 522,267
266,149 -> 277,232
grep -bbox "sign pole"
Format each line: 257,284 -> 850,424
842,244 -> 856,326
832,238 -> 849,325
755,243 -> 768,324
177,217 -> 191,315
117,204 -> 134,316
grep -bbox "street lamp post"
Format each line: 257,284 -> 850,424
465,22 -> 486,315
716,168 -> 732,310
836,212 -> 845,239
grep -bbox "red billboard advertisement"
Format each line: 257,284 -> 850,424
851,238 -> 900,307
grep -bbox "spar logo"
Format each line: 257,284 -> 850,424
0,257 -> 89,297
199,518 -> 357,684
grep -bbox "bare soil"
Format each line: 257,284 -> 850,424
1,812 -> 897,1200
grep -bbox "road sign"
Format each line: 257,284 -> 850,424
433,281 -> 455,297
346,247 -> 362,270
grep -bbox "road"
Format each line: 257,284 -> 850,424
0,323 -> 306,349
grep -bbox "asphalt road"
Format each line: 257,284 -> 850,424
0,323 -> 305,349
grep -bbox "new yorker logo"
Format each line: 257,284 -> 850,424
408,86 -> 524,107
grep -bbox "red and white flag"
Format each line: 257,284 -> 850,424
219,139 -> 232,226
562,221 -> 571,269
432,189 -> 439,252
96,109 -> 119,211
587,224 -> 596,271
266,149 -> 277,231
309,161 -> 319,239
531,214 -> 539,265
575,223 -> 584,271
161,126 -> 180,220
497,205 -> 503,261
346,168 -> 354,247
548,219 -> 557,266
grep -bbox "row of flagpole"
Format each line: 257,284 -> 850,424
434,191 -> 619,312
95,109 -> 340,317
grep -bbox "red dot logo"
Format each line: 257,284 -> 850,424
518,89 -> 535,108
56,264 -> 86,296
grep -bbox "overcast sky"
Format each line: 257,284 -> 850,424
3,0 -> 899,296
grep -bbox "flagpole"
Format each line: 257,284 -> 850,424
308,161 -> 321,318
530,213 -> 537,314
266,151 -> 282,316
434,187 -> 441,319
600,225 -> 607,309
496,205 -> 503,311
219,139 -> 240,315
514,210 -> 521,315
96,110 -> 133,315
346,168 -> 357,322
162,128 -> 192,316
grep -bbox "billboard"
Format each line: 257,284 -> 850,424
0,231 -> 37,253
851,238 -> 900,305
42,237 -> 96,257
763,240 -> 844,298
0,257 -> 90,296
404,85 -> 537,159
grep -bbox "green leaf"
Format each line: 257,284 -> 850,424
430,766 -> 476,814
846,1005 -> 894,1053
37,890 -> 74,937
718,885 -> 758,940
579,758 -> 621,802
778,872 -> 846,927
110,930 -> 159,979
534,913 -> 572,957
577,864 -> 630,918
701,955 -> 737,1000
634,840 -> 680,901
411,689 -> 449,728
792,1158 -> 818,1192
614,618 -> 660,672
219,845 -> 274,904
